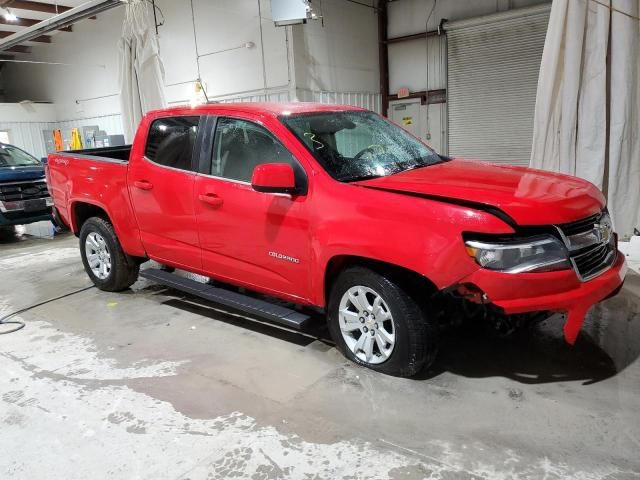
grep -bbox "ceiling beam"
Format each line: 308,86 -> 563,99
5,45 -> 30,53
6,1 -> 72,14
0,0 -> 121,51
0,16 -> 72,31
0,30 -> 50,42
6,1 -> 96,18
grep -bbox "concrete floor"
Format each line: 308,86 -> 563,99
1,226 -> 640,480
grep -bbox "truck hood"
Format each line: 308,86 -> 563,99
355,159 -> 605,226
0,165 -> 45,183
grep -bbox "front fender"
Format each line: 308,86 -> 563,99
309,185 -> 515,306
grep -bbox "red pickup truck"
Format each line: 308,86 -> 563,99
47,103 -> 627,377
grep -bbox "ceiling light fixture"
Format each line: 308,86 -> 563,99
0,7 -> 17,22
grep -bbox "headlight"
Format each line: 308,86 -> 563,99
464,235 -> 570,273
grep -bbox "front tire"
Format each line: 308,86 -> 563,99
79,217 -> 139,291
328,267 -> 437,377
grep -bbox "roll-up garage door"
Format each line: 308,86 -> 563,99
446,5 -> 550,165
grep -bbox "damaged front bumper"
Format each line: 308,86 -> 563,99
457,251 -> 627,344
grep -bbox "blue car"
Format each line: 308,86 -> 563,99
0,143 -> 53,227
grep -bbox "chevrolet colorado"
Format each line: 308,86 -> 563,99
47,103 -> 627,377
0,143 -> 53,227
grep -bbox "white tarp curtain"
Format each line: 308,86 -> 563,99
118,0 -> 167,143
530,0 -> 640,237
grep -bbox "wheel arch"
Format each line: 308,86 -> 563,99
323,255 -> 438,307
70,199 -> 147,259
71,201 -> 112,235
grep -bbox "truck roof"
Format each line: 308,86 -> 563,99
147,102 -> 367,118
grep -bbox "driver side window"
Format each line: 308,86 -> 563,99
212,117 -> 297,183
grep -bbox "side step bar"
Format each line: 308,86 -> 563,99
140,268 -> 312,330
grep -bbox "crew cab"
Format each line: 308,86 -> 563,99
47,103 -> 627,377
0,143 -> 53,227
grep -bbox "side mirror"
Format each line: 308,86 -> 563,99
251,163 -> 296,194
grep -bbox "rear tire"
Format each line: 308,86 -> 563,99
79,217 -> 139,291
327,266 -> 438,377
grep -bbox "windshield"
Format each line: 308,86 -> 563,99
281,110 -> 444,182
0,144 -> 41,168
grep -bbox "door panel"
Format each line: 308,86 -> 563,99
129,162 -> 199,267
194,116 -> 311,301
127,115 -> 202,268
195,176 -> 310,300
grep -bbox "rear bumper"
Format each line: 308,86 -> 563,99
461,252 -> 627,344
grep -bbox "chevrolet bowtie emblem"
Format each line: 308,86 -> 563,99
594,223 -> 612,244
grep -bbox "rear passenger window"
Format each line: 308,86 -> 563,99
145,116 -> 200,171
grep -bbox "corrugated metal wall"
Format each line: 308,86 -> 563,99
167,87 -> 381,112
0,120 -> 52,160
296,89 -> 382,113
1,113 -> 124,159
56,114 -> 124,140
217,89 -> 291,104
206,87 -> 382,113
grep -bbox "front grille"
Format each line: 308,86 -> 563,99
558,210 -> 616,280
572,241 -> 616,280
0,181 -> 49,202
558,212 -> 602,236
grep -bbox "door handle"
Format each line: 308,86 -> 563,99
198,193 -> 224,207
134,180 -> 153,191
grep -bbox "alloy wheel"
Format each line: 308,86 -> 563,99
338,286 -> 396,364
85,232 -> 112,280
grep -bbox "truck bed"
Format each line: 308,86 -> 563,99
46,148 -> 139,252
55,145 -> 132,163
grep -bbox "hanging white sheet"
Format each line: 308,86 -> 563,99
118,0 -> 167,143
530,0 -> 639,237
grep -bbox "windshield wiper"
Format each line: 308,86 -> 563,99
391,154 -> 446,175
399,163 -> 430,173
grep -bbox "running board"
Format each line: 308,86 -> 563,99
140,268 -> 312,330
